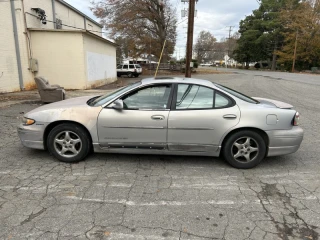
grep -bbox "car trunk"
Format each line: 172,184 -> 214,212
252,97 -> 293,109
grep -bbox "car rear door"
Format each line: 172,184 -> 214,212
97,84 -> 173,150
167,84 -> 240,152
121,64 -> 128,74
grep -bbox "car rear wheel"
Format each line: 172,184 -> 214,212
117,73 -> 121,77
222,130 -> 266,169
47,123 -> 91,163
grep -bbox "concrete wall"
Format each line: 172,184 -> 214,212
0,0 -> 34,93
30,31 -> 86,89
86,19 -> 103,37
83,34 -> 117,88
55,1 -> 85,31
0,1 -> 20,92
24,0 -> 55,30
0,0 -> 107,92
24,0 -> 102,36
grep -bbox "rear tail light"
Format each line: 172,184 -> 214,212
293,112 -> 300,126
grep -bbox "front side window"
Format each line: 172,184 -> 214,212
176,84 -> 214,109
89,82 -> 141,106
122,85 -> 172,110
129,64 -> 135,69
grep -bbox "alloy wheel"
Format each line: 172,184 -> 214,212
54,131 -> 82,158
231,137 -> 259,163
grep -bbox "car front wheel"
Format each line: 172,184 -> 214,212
47,123 -> 91,163
127,72 -> 133,78
222,130 -> 266,169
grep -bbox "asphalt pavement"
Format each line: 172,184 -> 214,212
0,71 -> 320,240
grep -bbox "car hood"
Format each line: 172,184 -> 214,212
253,97 -> 293,109
27,96 -> 95,114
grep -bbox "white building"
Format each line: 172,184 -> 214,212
0,0 -> 117,92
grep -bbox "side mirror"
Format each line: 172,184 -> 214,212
111,99 -> 124,110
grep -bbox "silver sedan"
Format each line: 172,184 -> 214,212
18,78 -> 304,169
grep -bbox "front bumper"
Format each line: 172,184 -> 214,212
17,124 -> 46,150
266,126 -> 304,157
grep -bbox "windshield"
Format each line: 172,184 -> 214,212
215,84 -> 259,104
88,82 -> 141,106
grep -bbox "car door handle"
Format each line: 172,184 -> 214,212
223,114 -> 237,119
151,115 -> 165,120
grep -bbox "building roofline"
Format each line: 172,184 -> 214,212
28,28 -> 117,46
56,0 -> 104,28
85,30 -> 117,47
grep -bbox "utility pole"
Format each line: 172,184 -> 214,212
185,0 -> 196,78
226,26 -> 234,68
292,31 -> 298,73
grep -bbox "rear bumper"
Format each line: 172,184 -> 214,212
266,126 -> 304,157
17,124 -> 45,150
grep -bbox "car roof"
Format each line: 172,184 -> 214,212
141,77 -> 215,88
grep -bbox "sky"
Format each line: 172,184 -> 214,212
64,0 -> 259,58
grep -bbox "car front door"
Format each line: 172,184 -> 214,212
97,84 -> 173,150
167,84 -> 240,152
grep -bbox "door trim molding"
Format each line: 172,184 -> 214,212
168,143 -> 219,152
102,126 -> 166,129
100,142 -> 166,150
168,127 -> 215,130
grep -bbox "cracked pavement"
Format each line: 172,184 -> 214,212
0,72 -> 320,240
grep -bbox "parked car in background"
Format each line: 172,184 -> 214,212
117,64 -> 142,78
17,77 -> 303,169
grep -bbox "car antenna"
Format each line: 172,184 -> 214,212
154,39 -> 167,79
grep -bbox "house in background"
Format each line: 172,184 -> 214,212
0,0 -> 117,93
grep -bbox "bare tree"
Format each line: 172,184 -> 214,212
194,31 -> 217,63
91,0 -> 177,61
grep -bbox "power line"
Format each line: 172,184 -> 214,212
226,25 -> 235,58
177,18 -> 188,25
26,12 -> 110,35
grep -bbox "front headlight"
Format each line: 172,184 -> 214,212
22,117 -> 35,126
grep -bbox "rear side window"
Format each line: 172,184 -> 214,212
176,84 -> 214,109
123,65 -> 128,69
215,92 -> 232,108
215,84 -> 259,104
175,84 -> 234,110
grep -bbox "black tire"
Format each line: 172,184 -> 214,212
134,74 -> 139,78
222,130 -> 266,169
47,123 -> 91,163
127,72 -> 133,78
117,73 -> 121,77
